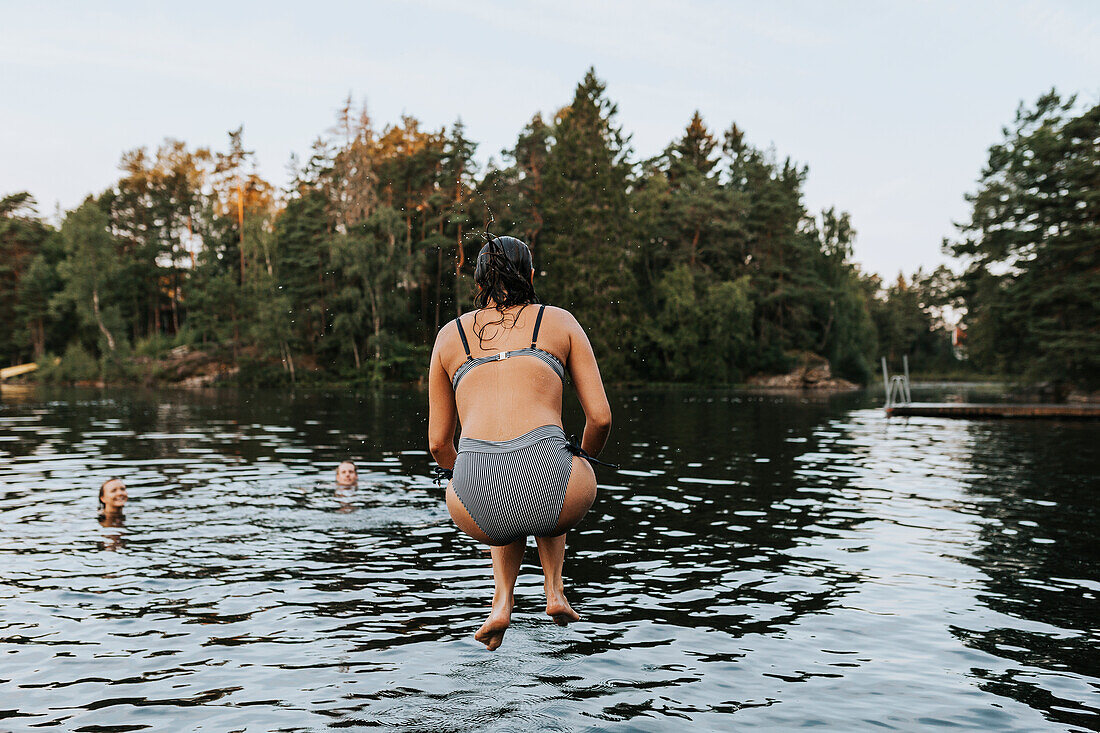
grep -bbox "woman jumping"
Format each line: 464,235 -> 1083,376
428,235 -> 612,651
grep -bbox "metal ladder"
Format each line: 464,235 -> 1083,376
882,356 -> 911,409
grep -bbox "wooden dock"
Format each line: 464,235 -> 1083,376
886,402 -> 1100,420
0,363 -> 37,381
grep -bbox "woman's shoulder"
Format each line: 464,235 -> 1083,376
435,309 -> 492,344
432,316 -> 463,349
540,305 -> 581,329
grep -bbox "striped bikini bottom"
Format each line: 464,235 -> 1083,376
452,425 -> 574,545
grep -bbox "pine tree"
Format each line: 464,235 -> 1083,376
539,69 -> 637,376
54,200 -> 125,352
0,193 -> 54,363
950,91 -> 1100,391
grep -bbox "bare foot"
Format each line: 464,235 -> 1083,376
474,596 -> 513,651
545,585 -> 580,625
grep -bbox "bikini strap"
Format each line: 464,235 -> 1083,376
530,305 -> 546,348
454,317 -> 472,360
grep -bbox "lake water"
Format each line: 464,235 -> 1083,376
1,385 -> 1097,732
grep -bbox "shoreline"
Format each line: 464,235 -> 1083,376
4,376 -> 1007,392
6,379 -> 1097,406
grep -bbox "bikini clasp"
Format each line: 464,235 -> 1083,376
565,435 -> 619,469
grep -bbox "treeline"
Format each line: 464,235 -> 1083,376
2,70 -> 971,386
947,91 -> 1098,393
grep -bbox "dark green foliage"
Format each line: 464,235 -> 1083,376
541,72 -> 636,345
869,266 -> 958,373
54,200 -> 126,354
275,189 -> 331,355
949,91 -> 1099,390
16,69 -> 1064,389
631,108 -> 879,383
0,193 -> 56,364
641,265 -> 753,382
35,343 -> 98,383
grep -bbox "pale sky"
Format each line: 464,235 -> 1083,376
2,1 -> 1097,279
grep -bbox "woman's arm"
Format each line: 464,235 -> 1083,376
427,331 -> 459,470
564,311 -> 612,457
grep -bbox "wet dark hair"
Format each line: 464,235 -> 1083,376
472,235 -> 539,344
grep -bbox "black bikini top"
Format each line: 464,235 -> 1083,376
450,305 -> 566,390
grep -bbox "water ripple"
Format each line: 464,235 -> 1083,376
0,386 -> 1096,731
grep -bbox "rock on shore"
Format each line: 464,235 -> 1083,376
144,345 -> 239,387
746,353 -> 858,391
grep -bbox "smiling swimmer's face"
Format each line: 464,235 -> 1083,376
100,479 -> 128,512
336,461 -> 358,486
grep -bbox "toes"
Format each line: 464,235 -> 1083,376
549,609 -> 580,625
545,592 -> 580,624
475,611 -> 511,649
475,627 -> 505,650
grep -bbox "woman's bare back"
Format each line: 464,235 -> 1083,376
429,303 -> 611,460
443,305 -> 568,440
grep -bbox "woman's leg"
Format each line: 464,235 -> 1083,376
554,455 -> 596,533
535,533 -> 580,623
475,538 -> 525,651
534,454 -> 596,624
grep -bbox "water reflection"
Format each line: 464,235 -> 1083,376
568,390 -> 869,646
335,483 -> 357,513
952,420 -> 1100,730
0,386 -> 1096,730
97,513 -> 126,551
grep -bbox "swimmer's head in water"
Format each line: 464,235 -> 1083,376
473,235 -> 537,311
336,460 -> 358,486
99,478 -> 127,514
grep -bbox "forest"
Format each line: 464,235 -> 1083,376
1,71 -> 1092,391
